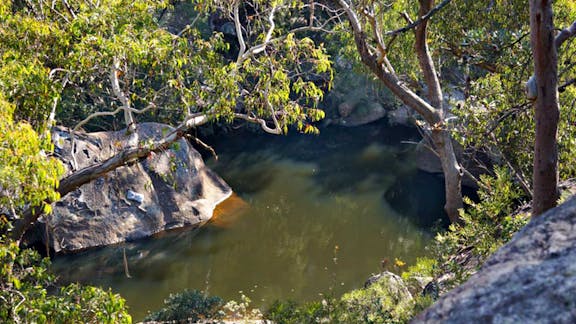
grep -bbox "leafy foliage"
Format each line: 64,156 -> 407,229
430,167 -> 529,287
1,0 -> 333,133
265,277 -> 433,324
144,289 -> 223,322
0,238 -> 131,323
338,276 -> 414,323
449,0 -> 576,187
0,94 -> 63,225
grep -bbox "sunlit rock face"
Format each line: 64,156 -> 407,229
39,123 -> 231,253
414,197 -> 576,323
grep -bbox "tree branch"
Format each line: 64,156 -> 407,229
414,0 -> 444,112
559,78 -> 576,92
385,0 -> 452,36
337,0 -> 440,123
233,113 -> 282,134
234,1 -> 247,63
9,114 -> 211,242
110,57 -> 134,130
73,102 -> 156,132
555,20 -> 576,49
238,6 -> 278,64
9,102 -> 292,241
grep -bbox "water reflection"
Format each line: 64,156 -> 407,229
52,121 -> 436,320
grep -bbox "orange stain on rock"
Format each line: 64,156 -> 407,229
209,193 -> 249,228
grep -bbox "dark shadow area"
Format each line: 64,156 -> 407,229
384,171 -> 480,230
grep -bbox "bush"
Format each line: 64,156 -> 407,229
266,299 -> 333,324
431,167 -> 529,287
0,239 -> 131,323
144,289 -> 223,323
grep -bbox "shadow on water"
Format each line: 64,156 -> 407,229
52,120 -> 445,320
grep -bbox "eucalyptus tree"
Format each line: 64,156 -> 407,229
1,0 -> 336,240
529,1 -> 576,215
446,0 -> 576,215
334,0 -> 464,223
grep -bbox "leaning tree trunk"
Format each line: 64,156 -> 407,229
416,0 -> 463,224
432,129 -> 463,224
338,0 -> 463,223
530,0 -> 559,216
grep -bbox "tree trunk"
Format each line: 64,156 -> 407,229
416,0 -> 463,223
338,0 -> 463,223
530,0 -> 559,216
432,129 -> 463,224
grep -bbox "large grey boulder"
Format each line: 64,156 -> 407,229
40,123 -> 231,253
414,197 -> 576,323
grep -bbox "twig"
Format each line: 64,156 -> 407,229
189,135 -> 218,161
385,0 -> 452,36
62,0 -> 76,19
487,131 -> 533,197
485,102 -> 531,135
559,78 -> 576,92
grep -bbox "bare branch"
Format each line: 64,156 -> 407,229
73,102 -> 156,132
176,13 -> 202,37
337,0 -> 439,123
555,20 -> 576,49
234,2 -> 247,63
62,0 -> 77,19
559,78 -> 576,92
189,135 -> 218,161
238,6 -> 278,64
385,0 -> 452,36
234,113 -> 282,134
360,6 -> 388,66
110,57 -> 134,130
415,0 -> 443,112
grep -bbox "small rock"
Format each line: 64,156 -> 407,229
127,190 -> 144,204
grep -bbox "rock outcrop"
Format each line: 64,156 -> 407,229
36,123 -> 232,253
414,197 -> 576,323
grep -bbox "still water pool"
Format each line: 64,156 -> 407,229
52,121 -> 442,320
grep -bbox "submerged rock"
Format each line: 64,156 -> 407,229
337,100 -> 387,127
36,123 -> 232,253
414,197 -> 576,323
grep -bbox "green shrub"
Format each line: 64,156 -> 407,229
144,289 -> 223,322
265,276 -> 434,324
431,167 -> 529,287
0,239 -> 131,323
266,299 -> 334,324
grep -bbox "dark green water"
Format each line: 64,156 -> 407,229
52,120 -> 443,320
